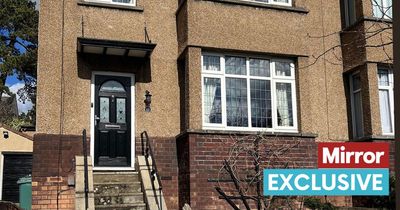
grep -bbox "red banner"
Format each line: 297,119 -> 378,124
318,142 -> 389,168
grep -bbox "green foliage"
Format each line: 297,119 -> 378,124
303,197 -> 337,210
4,115 -> 31,130
0,0 -> 38,125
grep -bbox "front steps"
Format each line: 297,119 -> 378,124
93,171 -> 146,210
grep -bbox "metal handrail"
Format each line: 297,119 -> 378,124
141,131 -> 163,210
82,129 -> 89,210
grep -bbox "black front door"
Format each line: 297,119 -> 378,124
94,75 -> 131,167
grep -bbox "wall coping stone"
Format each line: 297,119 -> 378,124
176,129 -> 318,140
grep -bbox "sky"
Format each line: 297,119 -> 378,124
4,76 -> 33,114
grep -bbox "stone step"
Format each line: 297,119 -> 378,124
95,203 -> 146,210
94,172 -> 140,184
94,182 -> 142,194
95,192 -> 144,206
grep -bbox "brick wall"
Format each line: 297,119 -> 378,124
135,136 -> 179,210
176,132 -> 318,210
32,134 -> 89,210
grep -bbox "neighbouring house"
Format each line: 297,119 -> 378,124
33,0 -> 394,209
0,124 -> 33,204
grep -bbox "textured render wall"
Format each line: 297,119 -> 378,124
188,0 -> 308,56
364,21 -> 393,63
365,63 -> 382,136
31,134 -> 89,210
37,0 -> 63,134
177,133 -> 318,210
181,0 -> 349,141
37,0 -> 181,137
186,47 -> 202,130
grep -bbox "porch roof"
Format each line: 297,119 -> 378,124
77,37 -> 156,58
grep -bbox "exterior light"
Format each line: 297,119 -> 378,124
144,90 -> 152,112
3,131 -> 9,139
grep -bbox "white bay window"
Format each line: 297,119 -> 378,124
202,54 -> 297,132
377,68 -> 394,135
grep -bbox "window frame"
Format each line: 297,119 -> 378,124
241,0 -> 292,7
84,0 -> 136,7
201,53 -> 298,132
377,67 -> 394,135
349,71 -> 364,139
343,0 -> 357,27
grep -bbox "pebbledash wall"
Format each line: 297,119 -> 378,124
34,0 -> 393,209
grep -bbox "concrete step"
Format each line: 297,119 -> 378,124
95,203 -> 146,210
94,172 -> 140,184
94,182 -> 142,194
95,192 -> 144,206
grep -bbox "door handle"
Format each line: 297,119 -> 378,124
95,115 -> 100,126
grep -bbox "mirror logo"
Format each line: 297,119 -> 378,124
263,143 -> 390,196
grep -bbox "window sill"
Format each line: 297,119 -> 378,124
353,135 -> 394,142
176,129 -> 318,139
363,16 -> 393,24
199,0 -> 308,14
342,16 -> 392,31
77,0 -> 144,12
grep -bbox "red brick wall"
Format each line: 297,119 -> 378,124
135,136 -> 179,210
176,132 -> 318,210
32,134 -> 89,210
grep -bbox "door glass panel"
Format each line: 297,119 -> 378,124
100,80 -> 126,92
116,98 -> 126,124
100,97 -> 110,123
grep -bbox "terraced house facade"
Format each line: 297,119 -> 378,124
33,0 -> 393,209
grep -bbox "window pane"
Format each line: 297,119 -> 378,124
275,61 -> 291,77
226,78 -> 248,127
276,83 -> 293,127
225,56 -> 246,75
251,80 -> 272,128
203,78 -> 222,124
100,80 -> 126,92
250,58 -> 270,77
203,55 -> 220,71
378,69 -> 390,86
100,97 -> 110,123
385,0 -> 392,18
379,90 -> 392,133
254,0 -> 269,3
373,0 -> 384,18
353,91 -> 363,137
352,74 -> 361,90
112,0 -> 131,3
116,98 -> 126,124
